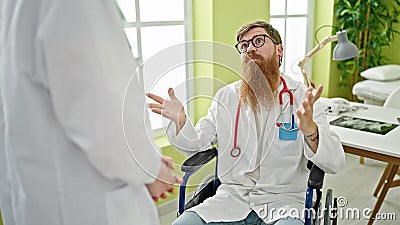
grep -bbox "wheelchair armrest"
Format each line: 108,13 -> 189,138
181,148 -> 217,173
307,161 -> 325,190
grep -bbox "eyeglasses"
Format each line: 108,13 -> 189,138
235,34 -> 279,53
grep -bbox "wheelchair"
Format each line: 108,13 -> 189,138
178,148 -> 338,225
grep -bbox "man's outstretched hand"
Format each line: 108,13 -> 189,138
296,85 -> 323,135
147,88 -> 186,132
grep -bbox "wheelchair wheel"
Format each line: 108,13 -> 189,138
332,198 -> 338,225
314,201 -> 322,225
324,189 -> 332,225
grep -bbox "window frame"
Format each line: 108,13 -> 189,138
269,0 -> 315,82
118,0 -> 194,136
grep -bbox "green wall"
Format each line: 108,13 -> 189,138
192,0 -> 269,120
382,0 -> 400,64
382,21 -> 400,64
312,0 -> 336,97
192,0 -> 215,121
311,0 -> 352,98
212,0 -> 268,90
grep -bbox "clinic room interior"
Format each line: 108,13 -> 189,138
1,0 -> 400,225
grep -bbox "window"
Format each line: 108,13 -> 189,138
116,0 -> 192,131
270,0 -> 314,82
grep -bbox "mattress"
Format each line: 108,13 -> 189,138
352,79 -> 400,105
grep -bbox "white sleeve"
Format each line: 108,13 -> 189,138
303,101 -> 345,174
166,90 -> 220,157
36,0 -> 161,186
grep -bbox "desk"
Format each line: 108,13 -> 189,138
321,99 -> 400,225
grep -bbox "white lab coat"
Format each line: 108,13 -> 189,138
0,0 -> 161,225
167,75 -> 345,223
0,1 -> 16,224
0,92 -> 16,225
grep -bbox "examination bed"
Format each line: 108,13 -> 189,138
352,79 -> 400,106
352,64 -> 400,106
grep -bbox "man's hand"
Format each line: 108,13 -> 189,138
296,85 -> 323,135
146,88 -> 186,132
146,157 -> 183,202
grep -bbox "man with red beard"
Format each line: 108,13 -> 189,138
147,21 -> 345,225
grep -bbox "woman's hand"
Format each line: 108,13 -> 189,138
146,157 -> 183,202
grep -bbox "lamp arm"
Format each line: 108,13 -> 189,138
298,35 -> 339,87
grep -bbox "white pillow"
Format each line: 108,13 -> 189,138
360,64 -> 400,81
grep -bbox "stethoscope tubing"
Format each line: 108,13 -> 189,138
231,102 -> 241,158
276,76 -> 297,130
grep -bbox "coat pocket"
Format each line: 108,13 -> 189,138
270,129 -> 302,157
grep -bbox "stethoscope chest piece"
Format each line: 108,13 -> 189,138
230,147 -> 241,158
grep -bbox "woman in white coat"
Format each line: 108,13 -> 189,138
0,0 -> 181,224
0,95 -> 15,225
148,21 -> 345,225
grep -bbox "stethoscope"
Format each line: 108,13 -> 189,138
230,102 -> 242,157
276,76 -> 298,131
230,76 -> 297,158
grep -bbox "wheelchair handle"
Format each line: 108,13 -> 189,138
181,148 -> 217,173
307,161 -> 325,190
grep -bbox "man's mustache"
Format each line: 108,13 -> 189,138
242,52 -> 263,65
247,52 -> 262,59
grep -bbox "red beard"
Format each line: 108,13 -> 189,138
240,51 -> 280,112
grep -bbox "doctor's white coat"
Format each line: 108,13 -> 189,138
0,0 -> 161,225
167,76 -> 345,223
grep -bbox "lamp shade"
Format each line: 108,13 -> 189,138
333,30 -> 359,60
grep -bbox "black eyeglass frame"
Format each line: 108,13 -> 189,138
235,34 -> 280,54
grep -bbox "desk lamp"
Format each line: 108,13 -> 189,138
298,29 -> 359,87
